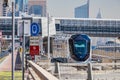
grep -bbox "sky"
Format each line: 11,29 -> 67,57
47,0 -> 120,19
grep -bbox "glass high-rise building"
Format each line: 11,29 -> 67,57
74,0 -> 89,18
29,5 -> 43,15
28,0 -> 46,17
24,0 -> 28,12
15,0 -> 23,11
6,0 -> 28,16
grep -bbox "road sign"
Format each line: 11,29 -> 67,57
30,36 -> 40,60
30,37 -> 39,45
41,17 -> 56,37
31,23 -> 40,36
30,46 -> 39,60
18,20 -> 30,36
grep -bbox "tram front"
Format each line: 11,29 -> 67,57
69,34 -> 91,62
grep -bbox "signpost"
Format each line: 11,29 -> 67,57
18,20 -> 30,36
20,18 -> 32,80
29,23 -> 40,60
30,36 -> 40,60
11,1 -> 15,80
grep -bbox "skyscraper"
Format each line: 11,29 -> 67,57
28,0 -> 46,17
15,0 -> 23,11
24,0 -> 28,12
74,0 -> 89,18
7,0 -> 28,16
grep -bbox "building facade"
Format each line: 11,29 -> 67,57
0,0 -> 3,16
15,0 -> 23,11
6,0 -> 28,17
28,0 -> 46,17
15,0 -> 28,12
74,0 -> 89,18
0,17 -> 120,37
55,18 -> 120,37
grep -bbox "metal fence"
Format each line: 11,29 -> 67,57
38,62 -> 120,80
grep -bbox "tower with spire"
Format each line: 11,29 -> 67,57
96,8 -> 102,18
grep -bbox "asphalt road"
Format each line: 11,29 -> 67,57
0,51 -> 21,71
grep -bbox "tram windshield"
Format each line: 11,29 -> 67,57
74,40 -> 87,56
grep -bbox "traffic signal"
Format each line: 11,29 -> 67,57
3,0 -> 8,7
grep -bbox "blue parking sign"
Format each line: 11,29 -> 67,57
31,23 -> 40,36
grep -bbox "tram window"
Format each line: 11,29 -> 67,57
74,40 -> 86,56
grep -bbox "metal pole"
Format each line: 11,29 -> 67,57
22,21 -> 25,80
54,62 -> 60,79
87,62 -> 93,80
47,14 -> 50,59
12,1 -> 15,80
114,38 -> 117,70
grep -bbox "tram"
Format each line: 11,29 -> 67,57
50,34 -> 91,63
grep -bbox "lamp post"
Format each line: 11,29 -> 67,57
12,1 -> 15,80
4,0 -> 15,79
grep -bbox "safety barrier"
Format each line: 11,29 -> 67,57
27,60 -> 59,80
